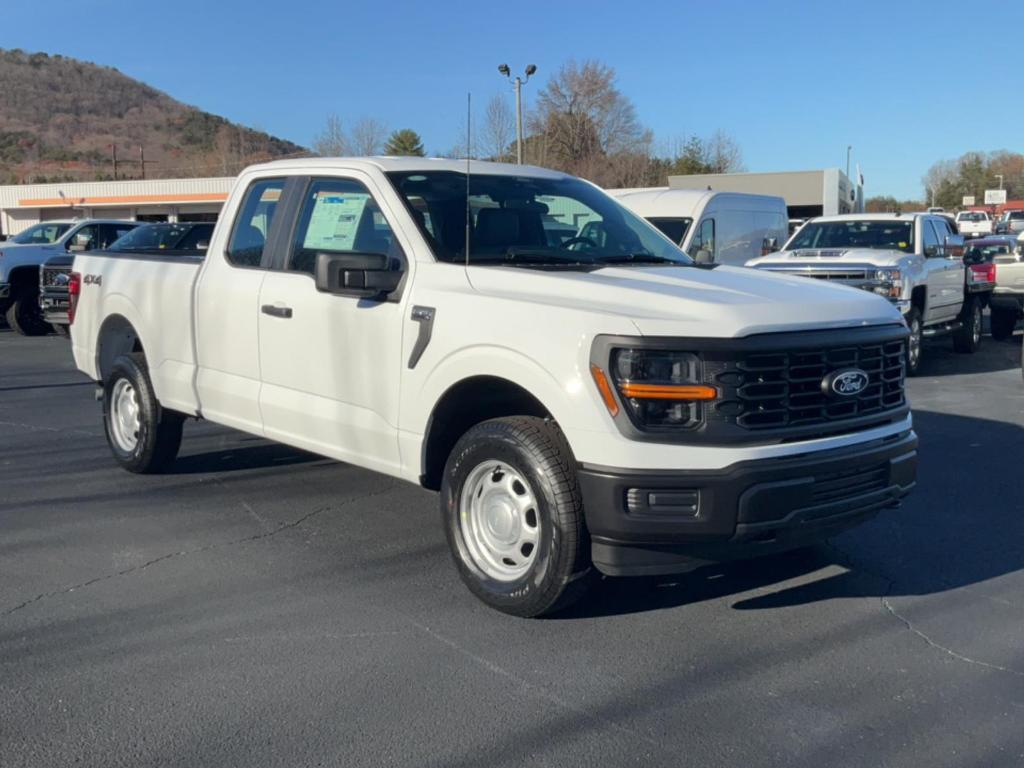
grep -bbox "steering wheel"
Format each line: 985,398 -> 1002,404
560,236 -> 600,250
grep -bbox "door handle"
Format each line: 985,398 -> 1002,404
261,304 -> 293,319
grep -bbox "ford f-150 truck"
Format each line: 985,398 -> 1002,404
0,219 -> 138,335
69,158 -> 917,617
746,213 -> 993,375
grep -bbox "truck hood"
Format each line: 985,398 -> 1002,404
465,264 -> 902,338
747,247 -> 913,269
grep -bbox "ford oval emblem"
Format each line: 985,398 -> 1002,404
822,368 -> 869,398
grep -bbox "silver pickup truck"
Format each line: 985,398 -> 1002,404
747,213 -> 994,375
974,235 -> 1024,340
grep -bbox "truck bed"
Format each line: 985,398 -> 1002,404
71,250 -> 204,415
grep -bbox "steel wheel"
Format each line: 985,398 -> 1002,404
109,378 -> 141,452
459,460 -> 540,581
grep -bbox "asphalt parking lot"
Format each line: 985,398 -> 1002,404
1,327 -> 1022,768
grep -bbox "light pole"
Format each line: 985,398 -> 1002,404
845,145 -> 852,179
498,63 -> 536,164
996,174 -> 1004,189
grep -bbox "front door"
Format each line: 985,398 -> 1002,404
257,174 -> 408,477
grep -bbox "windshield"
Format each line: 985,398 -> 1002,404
109,223 -> 214,251
646,217 -> 693,246
957,212 -> 986,222
386,171 -> 691,267
1006,211 -> 1024,221
787,219 -> 915,254
11,223 -> 72,245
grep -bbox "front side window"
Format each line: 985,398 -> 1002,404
688,218 -> 715,258
289,178 -> 397,276
788,220 -> 915,254
923,221 -> 941,253
67,225 -> 99,251
11,222 -> 71,245
226,178 -> 285,267
387,171 -> 689,268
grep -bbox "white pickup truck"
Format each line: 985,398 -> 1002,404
747,213 -> 993,375
69,158 -> 917,617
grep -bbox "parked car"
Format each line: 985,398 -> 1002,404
39,222 -> 215,336
0,219 -> 138,335
994,209 -> 1024,235
68,158 -> 917,617
746,213 -> 993,375
978,234 -> 1024,340
955,210 -> 993,238
608,188 -> 789,266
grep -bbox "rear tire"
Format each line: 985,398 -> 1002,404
5,295 -> 52,336
905,307 -> 923,376
953,296 -> 982,353
990,307 -> 1018,341
103,353 -> 184,474
441,416 -> 592,617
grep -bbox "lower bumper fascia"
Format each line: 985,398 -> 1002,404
579,431 -> 918,577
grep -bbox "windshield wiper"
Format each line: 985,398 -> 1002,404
594,253 -> 688,265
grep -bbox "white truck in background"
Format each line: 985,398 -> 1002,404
747,213 -> 993,375
955,210 -> 992,238
68,158 -> 917,617
609,188 -> 788,266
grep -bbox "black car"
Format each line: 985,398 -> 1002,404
40,222 -> 215,336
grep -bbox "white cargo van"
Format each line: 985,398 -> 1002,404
609,188 -> 788,266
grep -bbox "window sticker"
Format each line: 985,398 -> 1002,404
303,192 -> 370,251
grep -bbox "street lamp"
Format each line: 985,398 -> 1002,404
498,63 -> 537,164
996,174 -> 1004,190
846,145 -> 852,179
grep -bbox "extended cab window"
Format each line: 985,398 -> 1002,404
289,179 -> 396,275
226,178 -> 285,267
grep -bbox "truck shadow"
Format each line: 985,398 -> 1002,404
558,409 -> 1024,619
914,328 -> 1021,377
168,442 -> 326,475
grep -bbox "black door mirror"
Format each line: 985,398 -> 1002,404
314,251 -> 402,300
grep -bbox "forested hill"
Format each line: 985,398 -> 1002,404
0,49 -> 306,184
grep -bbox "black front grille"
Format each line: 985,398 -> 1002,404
40,266 -> 70,289
712,339 -> 906,431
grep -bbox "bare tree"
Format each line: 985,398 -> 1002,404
482,94 -> 514,162
312,114 -> 349,156
528,59 -> 648,187
349,117 -> 388,156
705,129 -> 745,173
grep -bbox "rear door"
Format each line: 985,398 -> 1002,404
255,173 -> 409,476
193,177 -> 289,433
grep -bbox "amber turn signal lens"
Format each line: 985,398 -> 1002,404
590,364 -> 619,416
618,383 -> 717,401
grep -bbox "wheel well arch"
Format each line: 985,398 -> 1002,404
911,285 -> 927,313
96,314 -> 145,383
420,376 -> 551,491
6,264 -> 42,294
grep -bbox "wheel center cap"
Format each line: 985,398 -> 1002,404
484,501 -> 517,544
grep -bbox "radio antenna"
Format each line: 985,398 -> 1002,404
465,92 -> 471,269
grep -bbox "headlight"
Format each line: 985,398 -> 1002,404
871,267 -> 902,299
593,349 -> 716,431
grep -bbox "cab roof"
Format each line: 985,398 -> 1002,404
244,156 -> 572,179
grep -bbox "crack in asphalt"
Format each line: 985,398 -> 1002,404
823,539 -> 1024,678
1,484 -> 397,620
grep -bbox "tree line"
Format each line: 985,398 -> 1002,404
922,150 -> 1024,209
311,59 -> 744,189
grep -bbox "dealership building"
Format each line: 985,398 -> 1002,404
667,168 -> 864,218
0,177 -> 234,237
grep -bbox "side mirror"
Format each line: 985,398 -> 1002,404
314,251 -> 402,300
923,245 -> 939,258
693,248 -> 713,265
945,234 -> 965,258
761,237 -> 779,256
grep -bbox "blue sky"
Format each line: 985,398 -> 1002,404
3,0 -> 1018,199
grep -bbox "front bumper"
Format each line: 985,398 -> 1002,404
579,430 -> 917,576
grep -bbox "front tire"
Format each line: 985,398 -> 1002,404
905,307 -> 923,376
5,295 -> 52,336
990,306 -> 1018,341
103,353 -> 184,473
441,416 -> 592,617
953,296 -> 982,353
